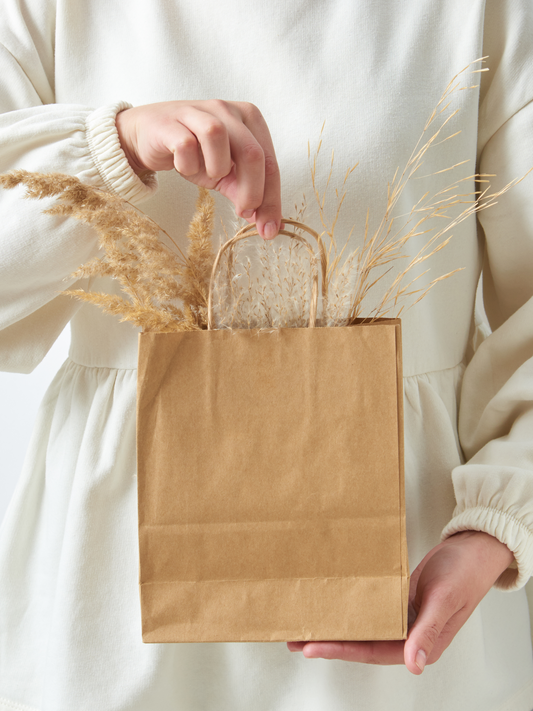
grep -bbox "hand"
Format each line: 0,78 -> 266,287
287,531 -> 514,674
115,100 -> 282,239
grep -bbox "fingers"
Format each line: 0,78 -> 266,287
219,116 -> 268,217
164,105 -> 232,181
234,101 -> 282,239
117,101 -> 282,240
189,101 -> 281,238
403,532 -> 515,675
167,124 -> 203,177
287,640 -> 405,665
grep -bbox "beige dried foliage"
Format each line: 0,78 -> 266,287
211,235 -> 313,329
0,170 -> 215,331
302,57 -> 530,325
1,60 -> 528,332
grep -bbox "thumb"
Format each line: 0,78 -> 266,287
404,583 -> 461,675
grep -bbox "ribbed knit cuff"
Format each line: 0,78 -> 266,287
441,506 -> 533,591
85,101 -> 158,204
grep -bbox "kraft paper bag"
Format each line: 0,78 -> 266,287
136,318 -> 409,643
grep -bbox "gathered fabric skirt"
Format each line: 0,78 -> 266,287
0,357 -> 531,711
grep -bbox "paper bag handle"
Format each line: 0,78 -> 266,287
207,219 -> 321,330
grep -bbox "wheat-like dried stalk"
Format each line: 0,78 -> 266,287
1,60 -> 528,332
0,170 -> 215,331
212,235 -> 313,330
305,57 -> 528,324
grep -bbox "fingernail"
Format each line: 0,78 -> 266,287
264,221 -> 278,240
242,209 -> 254,219
415,649 -> 426,672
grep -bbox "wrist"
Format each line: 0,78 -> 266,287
116,109 -> 146,175
448,530 -> 514,574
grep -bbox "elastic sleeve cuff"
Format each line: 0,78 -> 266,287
85,101 -> 158,204
441,506 -> 533,591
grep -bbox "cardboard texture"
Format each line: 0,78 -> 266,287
137,320 -> 409,643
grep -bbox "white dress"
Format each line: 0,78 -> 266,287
1,1 -> 533,709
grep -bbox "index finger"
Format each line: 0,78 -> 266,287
236,102 -> 282,239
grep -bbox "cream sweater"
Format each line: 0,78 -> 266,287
0,0 -> 533,709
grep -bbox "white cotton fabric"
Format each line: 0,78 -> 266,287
0,0 -> 533,709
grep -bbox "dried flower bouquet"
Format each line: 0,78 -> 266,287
0,61 -> 526,332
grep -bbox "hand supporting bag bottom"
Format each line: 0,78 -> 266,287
136,232 -> 409,643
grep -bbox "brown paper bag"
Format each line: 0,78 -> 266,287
136,231 -> 409,644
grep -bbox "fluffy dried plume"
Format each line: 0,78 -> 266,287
1,59 -> 528,331
0,170 -> 215,332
